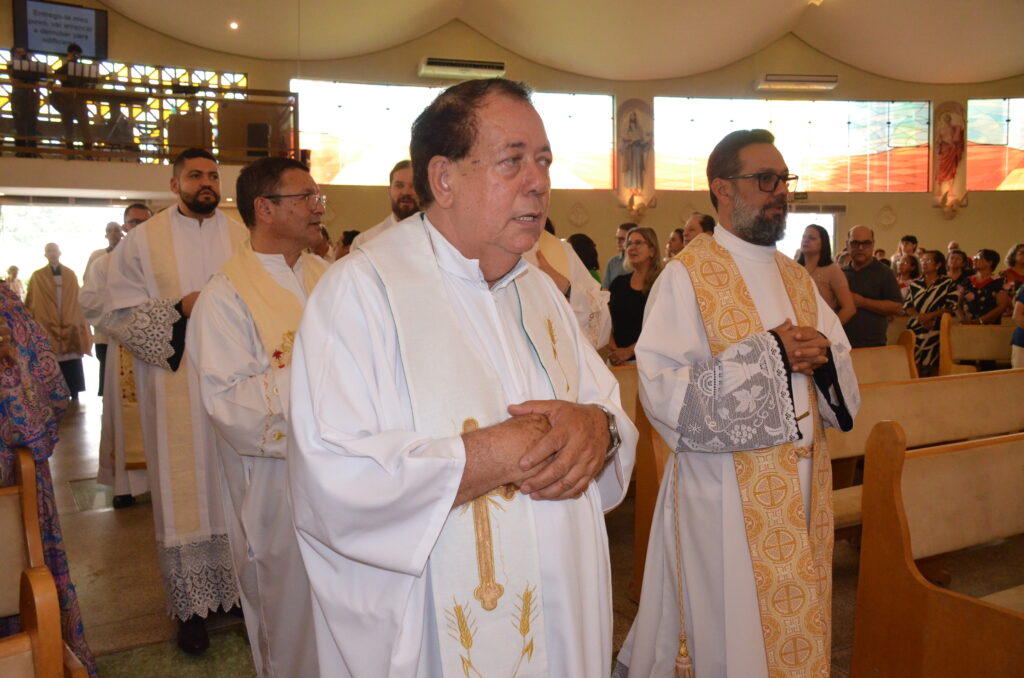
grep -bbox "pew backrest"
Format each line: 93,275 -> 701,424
825,369 -> 1024,461
938,313 -> 1014,375
850,337 -> 917,384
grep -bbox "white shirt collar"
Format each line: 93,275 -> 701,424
714,223 -> 778,263
423,215 -> 527,291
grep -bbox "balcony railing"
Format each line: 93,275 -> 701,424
1,74 -> 299,164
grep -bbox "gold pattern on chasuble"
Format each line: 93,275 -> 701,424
545,318 -> 570,394
461,418 -> 518,612
679,235 -> 832,677
447,583 -> 537,678
271,330 -> 295,370
118,345 -> 137,403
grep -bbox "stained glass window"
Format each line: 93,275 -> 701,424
654,97 -> 930,192
966,98 -> 1024,190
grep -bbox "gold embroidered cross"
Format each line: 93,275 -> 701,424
462,418 -> 518,611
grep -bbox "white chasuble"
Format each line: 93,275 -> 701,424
288,216 -> 637,678
104,206 -> 247,620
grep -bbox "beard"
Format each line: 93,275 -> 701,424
181,187 -> 220,216
391,196 -> 419,220
731,193 -> 787,246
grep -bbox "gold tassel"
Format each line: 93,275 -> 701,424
675,638 -> 694,678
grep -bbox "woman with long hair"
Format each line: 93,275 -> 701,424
608,226 -> 662,366
904,250 -> 959,376
894,253 -> 920,300
1001,242 -> 1024,299
959,248 -> 1010,324
796,224 -> 856,324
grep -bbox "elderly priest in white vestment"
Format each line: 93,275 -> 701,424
289,78 -> 638,678
103,148 -> 245,655
616,129 -> 860,678
187,157 -> 325,677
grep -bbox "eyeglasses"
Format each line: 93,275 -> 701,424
263,192 -> 327,209
626,239 -> 648,249
848,240 -> 874,249
724,172 -> 798,193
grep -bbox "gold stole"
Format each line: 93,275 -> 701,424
117,343 -> 146,470
144,208 -> 247,536
219,240 -> 326,371
678,234 -> 833,678
360,217 -> 580,678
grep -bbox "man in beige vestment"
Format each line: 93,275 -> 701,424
618,129 -> 860,678
25,242 -> 92,399
103,148 -> 246,655
188,157 -> 325,677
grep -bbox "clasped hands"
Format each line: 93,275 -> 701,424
475,401 -> 610,502
771,319 -> 830,376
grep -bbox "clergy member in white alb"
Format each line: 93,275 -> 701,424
616,129 -> 860,678
522,228 -> 612,349
103,148 -> 246,655
80,203 -> 153,509
188,157 -> 325,678
351,158 -> 420,248
288,78 -> 638,678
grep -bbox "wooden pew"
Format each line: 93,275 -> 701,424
609,364 -> 638,425
849,330 -> 918,385
937,313 -> 1014,375
851,422 -> 1024,678
828,369 -> 1024,540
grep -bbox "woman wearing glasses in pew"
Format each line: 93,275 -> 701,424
904,251 -> 959,376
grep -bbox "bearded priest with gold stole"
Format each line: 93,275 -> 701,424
103,148 -> 246,655
288,79 -> 637,678
616,130 -> 859,678
187,157 -> 325,678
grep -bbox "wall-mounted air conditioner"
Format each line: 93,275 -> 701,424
418,57 -> 506,80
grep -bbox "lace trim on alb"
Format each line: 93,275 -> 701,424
675,331 -> 799,453
157,534 -> 239,621
108,298 -> 180,370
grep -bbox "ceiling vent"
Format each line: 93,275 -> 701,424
755,73 -> 839,92
418,57 -> 506,80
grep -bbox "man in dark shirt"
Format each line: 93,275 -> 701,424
843,225 -> 903,347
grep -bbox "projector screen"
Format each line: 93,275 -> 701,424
13,0 -> 109,59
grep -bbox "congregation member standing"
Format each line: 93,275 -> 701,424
681,211 -> 716,248
617,129 -> 858,678
602,222 -> 632,288
797,223 -> 856,324
289,78 -> 636,678
25,242 -> 91,399
607,226 -> 661,366
904,250 -> 958,376
959,248 -> 1010,324
1001,242 -> 1024,299
103,148 -> 246,654
665,227 -> 684,260
352,159 -> 420,247
842,225 -> 903,347
188,157 -> 325,677
947,248 -> 972,289
80,203 -> 153,509
83,221 -> 125,396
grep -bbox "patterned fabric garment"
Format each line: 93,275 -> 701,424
904,275 -> 959,367
0,285 -> 98,677
959,276 -> 1006,322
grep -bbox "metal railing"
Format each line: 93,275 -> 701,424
1,75 -> 299,164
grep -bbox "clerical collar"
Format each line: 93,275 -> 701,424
714,223 -> 778,262
422,215 -> 527,290
50,265 -> 61,275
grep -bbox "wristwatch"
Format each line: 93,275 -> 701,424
594,404 -> 622,459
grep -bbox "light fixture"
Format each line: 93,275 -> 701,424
226,197 -> 234,202
119,195 -> 128,200
755,73 -> 838,92
808,0 -> 825,5
229,21 -> 239,30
